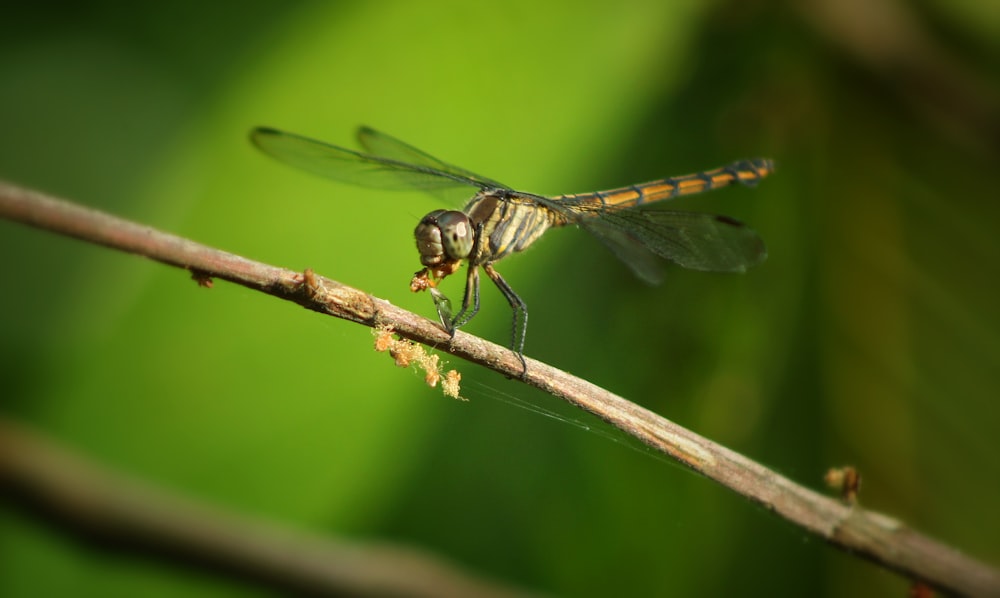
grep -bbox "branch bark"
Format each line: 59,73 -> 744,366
2,180 -> 998,597
0,418 -> 537,598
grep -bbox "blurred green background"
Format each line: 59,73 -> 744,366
2,1 -> 998,596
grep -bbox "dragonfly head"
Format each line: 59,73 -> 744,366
414,209 -> 474,265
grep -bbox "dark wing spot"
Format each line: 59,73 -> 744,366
715,215 -> 745,227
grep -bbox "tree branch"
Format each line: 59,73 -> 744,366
2,180 -> 998,596
0,418 -> 537,598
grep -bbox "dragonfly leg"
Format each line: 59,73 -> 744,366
449,265 -> 480,336
447,220 -> 487,336
483,263 -> 528,377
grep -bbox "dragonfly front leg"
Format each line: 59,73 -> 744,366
446,220 -> 486,336
448,265 -> 480,336
483,263 -> 528,376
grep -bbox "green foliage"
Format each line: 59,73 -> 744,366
1,1 -> 998,596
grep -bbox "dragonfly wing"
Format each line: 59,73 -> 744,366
579,207 -> 767,276
251,127 -> 486,194
576,216 -> 665,284
357,126 -> 510,191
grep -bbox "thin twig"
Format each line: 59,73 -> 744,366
0,418 -> 538,598
2,180 -> 998,597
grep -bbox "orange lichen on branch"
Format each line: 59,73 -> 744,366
442,369 -> 463,401
373,325 -> 463,400
296,267 -> 324,299
190,269 -> 214,288
374,325 -> 394,353
824,466 -> 861,504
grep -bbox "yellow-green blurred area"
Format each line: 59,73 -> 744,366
1,0 -> 999,596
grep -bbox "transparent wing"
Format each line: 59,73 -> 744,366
250,127 -> 491,194
578,214 -> 666,284
356,126 -> 510,190
572,206 -> 767,279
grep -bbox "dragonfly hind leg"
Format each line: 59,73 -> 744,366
483,263 -> 528,377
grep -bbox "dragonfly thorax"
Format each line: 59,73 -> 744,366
415,209 -> 474,266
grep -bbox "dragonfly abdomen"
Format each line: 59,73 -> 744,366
554,158 -> 775,213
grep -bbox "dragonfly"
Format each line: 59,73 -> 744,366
251,126 -> 774,373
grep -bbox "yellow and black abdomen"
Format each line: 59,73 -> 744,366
553,158 -> 775,213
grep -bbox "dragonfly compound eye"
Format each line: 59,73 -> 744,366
415,210 -> 473,266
